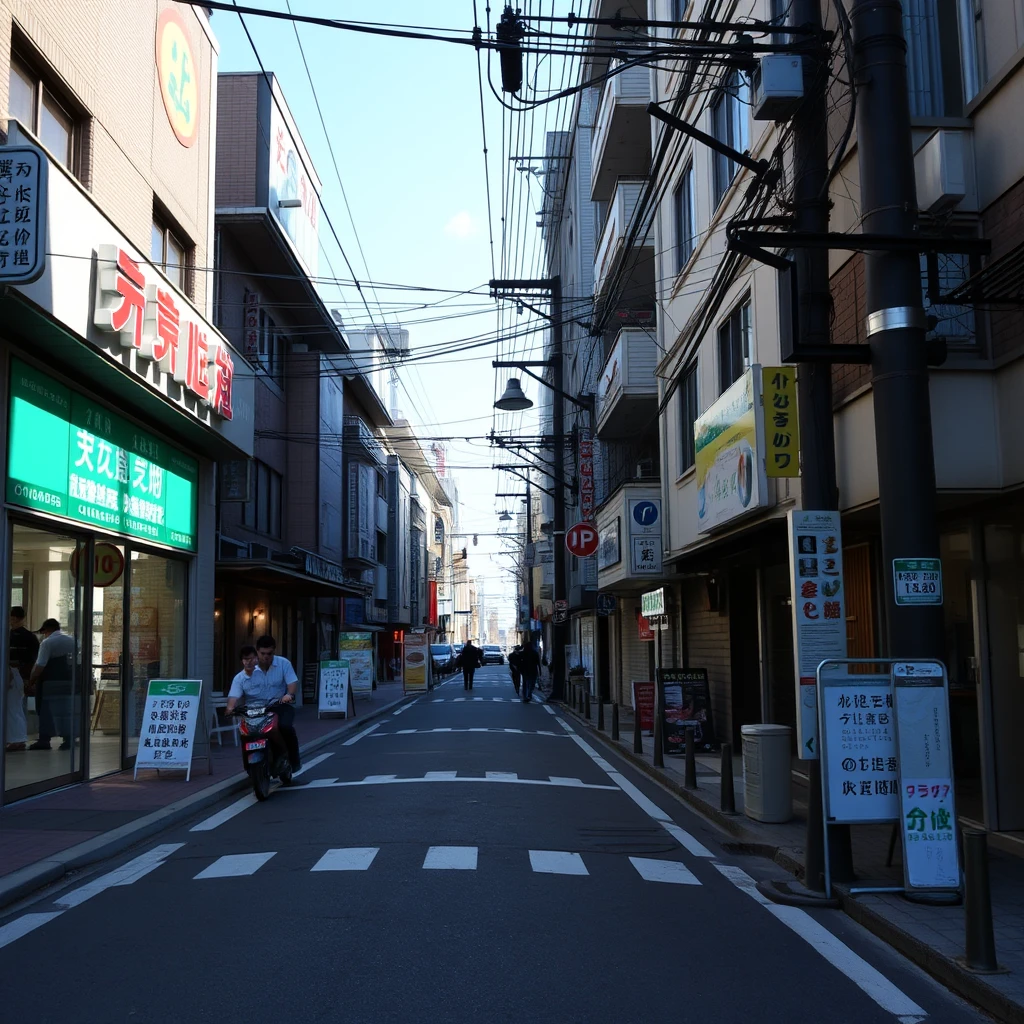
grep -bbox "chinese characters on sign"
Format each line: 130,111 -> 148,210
762,366 -> 800,477
579,429 -> 594,522
155,9 -> 200,148
0,146 -> 45,284
821,679 -> 898,822
628,498 -> 662,575
317,660 -> 351,718
788,510 -> 847,759
244,289 -> 260,355
892,558 -> 943,606
134,680 -> 202,780
94,245 -> 234,420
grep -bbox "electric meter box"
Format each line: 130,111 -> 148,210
752,55 -> 804,121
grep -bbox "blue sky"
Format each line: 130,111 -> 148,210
211,2 -> 573,625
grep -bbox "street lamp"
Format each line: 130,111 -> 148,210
495,378 -> 532,412
499,510 -> 513,521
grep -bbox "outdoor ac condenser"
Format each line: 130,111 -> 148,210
751,55 -> 804,121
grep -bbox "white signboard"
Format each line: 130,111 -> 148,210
0,146 -> 46,283
339,633 -> 374,697
318,659 -> 351,717
893,662 -> 960,891
134,679 -> 202,780
628,498 -> 662,574
820,676 -> 898,823
789,510 -> 847,759
892,558 -> 943,606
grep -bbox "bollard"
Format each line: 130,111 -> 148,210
684,724 -> 697,789
572,681 -> 578,711
964,830 -> 998,972
597,697 -> 605,731
653,718 -> 664,769
633,711 -> 643,754
584,688 -> 591,720
720,741 -> 736,813
611,702 -> 619,740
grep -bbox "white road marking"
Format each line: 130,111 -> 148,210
311,847 -> 379,872
469,727 -> 489,732
529,850 -> 588,876
543,704 -> 555,715
189,793 -> 257,832
473,697 -> 483,701
630,857 -> 701,885
424,771 -> 459,780
303,778 -> 338,788
392,701 -> 417,716
558,719 -> 714,858
363,774 -> 398,783
397,728 -> 416,735
342,723 -> 381,746
431,699 -> 445,704
294,753 -> 334,775
423,846 -> 478,870
548,776 -> 585,787
280,774 -> 617,792
503,728 -> 523,734
371,727 -> 569,738
453,698 -> 466,703
195,852 -> 276,879
54,843 -> 185,908
0,912 -> 64,950
433,727 -> 452,733
714,864 -> 928,1022
485,771 -> 519,781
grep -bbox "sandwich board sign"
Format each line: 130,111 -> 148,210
318,659 -> 355,719
135,679 -> 202,781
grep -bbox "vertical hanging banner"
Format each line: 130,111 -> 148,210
134,680 -> 202,781
578,429 -> 595,523
762,366 -> 800,477
893,661 -> 960,893
789,510 -> 847,759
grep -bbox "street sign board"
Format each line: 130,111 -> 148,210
892,558 -> 943,606
631,681 -> 655,733
657,668 -> 716,754
788,510 -> 847,759
134,679 -> 202,781
553,598 -> 568,624
318,660 -> 352,718
596,593 -> 616,616
565,522 -> 599,557
641,588 -> 665,618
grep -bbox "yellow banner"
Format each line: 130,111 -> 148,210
762,367 -> 800,477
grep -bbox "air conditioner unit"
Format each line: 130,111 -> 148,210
915,130 -> 967,215
635,459 -> 656,479
752,55 -> 804,121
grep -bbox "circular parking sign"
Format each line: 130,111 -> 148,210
632,500 -> 659,527
565,522 -> 599,557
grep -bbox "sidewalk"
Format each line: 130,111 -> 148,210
562,694 -> 1024,1024
0,681 -> 409,909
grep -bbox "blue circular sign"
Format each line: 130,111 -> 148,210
632,500 -> 659,527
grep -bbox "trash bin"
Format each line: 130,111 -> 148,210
741,724 -> 792,823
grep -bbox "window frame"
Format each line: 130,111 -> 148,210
678,362 -> 699,476
256,308 -> 285,385
711,70 -> 751,209
674,160 -> 696,273
8,53 -> 77,172
718,295 -> 752,394
150,214 -> 192,296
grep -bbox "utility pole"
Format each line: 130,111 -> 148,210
851,0 -> 943,663
550,275 -> 567,703
791,0 -> 853,892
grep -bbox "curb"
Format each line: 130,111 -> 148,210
0,692 -> 413,912
560,702 -> 1023,1024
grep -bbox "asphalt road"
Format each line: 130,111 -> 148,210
0,666 -> 991,1023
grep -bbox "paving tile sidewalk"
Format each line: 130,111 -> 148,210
0,681 -> 410,907
562,695 -> 1024,1024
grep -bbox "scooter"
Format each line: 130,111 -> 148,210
231,700 -> 295,800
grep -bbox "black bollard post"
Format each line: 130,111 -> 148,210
720,741 -> 736,813
964,830 -> 998,972
612,702 -> 619,740
584,688 -> 591,720
597,697 -> 605,731
653,717 -> 664,769
684,725 -> 697,789
633,710 -> 643,754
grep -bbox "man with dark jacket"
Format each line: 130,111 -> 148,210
508,644 -> 523,695
519,642 -> 542,704
458,640 -> 484,690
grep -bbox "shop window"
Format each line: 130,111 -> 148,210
242,460 -> 282,539
256,309 -> 285,385
8,52 -> 80,175
678,362 -> 698,474
674,161 -> 695,272
718,295 -> 752,393
711,70 -> 750,210
151,209 -> 193,297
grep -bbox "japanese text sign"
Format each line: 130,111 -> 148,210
156,9 -> 200,148
789,510 -> 847,759
135,679 -> 202,779
762,366 -> 800,477
579,430 -> 595,522
820,675 -> 898,823
339,633 -> 375,696
628,498 -> 662,574
0,146 -> 46,284
893,558 -> 943,606
94,245 -> 234,420
318,660 -> 351,717
7,360 -> 198,550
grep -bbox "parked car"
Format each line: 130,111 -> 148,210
452,643 -> 465,663
481,644 -> 504,665
430,643 -> 454,675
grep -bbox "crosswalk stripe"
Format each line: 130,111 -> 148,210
423,846 -> 478,870
311,848 -> 379,872
485,771 -> 518,781
548,777 -> 585,787
529,850 -> 588,876
397,728 -> 416,734
195,853 -> 276,879
55,843 -> 184,908
629,857 -> 701,885
424,771 -> 459,780
433,727 -> 452,732
362,774 -> 397,783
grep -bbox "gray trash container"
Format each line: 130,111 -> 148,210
741,724 -> 792,823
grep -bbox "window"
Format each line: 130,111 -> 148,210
718,296 -> 752,393
256,308 -> 285,384
242,461 -> 283,538
151,214 -> 191,294
921,251 -> 977,348
8,55 -> 76,170
674,162 -> 695,272
903,0 -> 984,116
678,363 -> 698,474
711,71 -> 750,209
671,1 -> 688,24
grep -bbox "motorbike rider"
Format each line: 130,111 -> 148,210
225,635 -> 301,771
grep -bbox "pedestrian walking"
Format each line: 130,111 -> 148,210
27,619 -> 76,750
519,642 -> 541,704
507,644 -> 523,696
458,640 -> 484,690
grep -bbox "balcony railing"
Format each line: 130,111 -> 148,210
596,328 -> 660,438
594,179 -> 654,298
591,62 -> 653,202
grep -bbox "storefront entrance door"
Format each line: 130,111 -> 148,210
88,543 -> 125,779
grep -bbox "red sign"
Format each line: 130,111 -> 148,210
632,681 -> 655,733
637,613 -> 654,641
94,245 -> 234,420
566,522 -> 599,557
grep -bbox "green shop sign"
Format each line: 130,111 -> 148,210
6,359 -> 198,551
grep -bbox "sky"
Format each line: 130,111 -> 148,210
211,2 -> 581,629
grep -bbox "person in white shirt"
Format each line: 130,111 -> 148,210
28,619 -> 76,750
226,635 -> 300,769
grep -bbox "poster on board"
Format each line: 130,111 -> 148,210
134,679 -> 202,781
339,632 -> 374,697
631,681 -> 655,734
404,634 -> 430,693
318,660 -> 353,718
657,669 -> 717,754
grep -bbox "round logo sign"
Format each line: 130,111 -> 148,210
632,500 -> 659,527
156,9 -> 200,148
69,543 -> 125,587
565,522 -> 599,558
